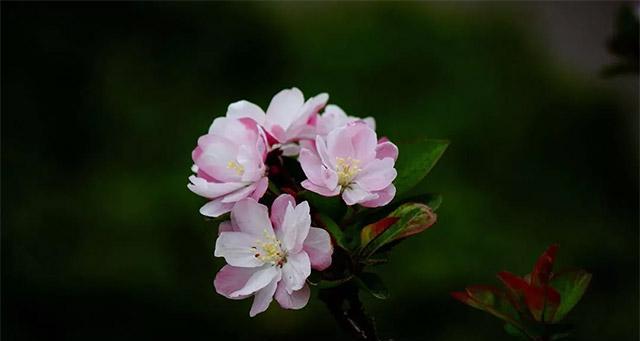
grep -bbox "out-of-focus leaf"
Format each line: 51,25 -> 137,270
356,272 -> 389,300
359,203 -> 437,258
550,270 -> 592,322
497,271 -> 529,312
453,285 -> 522,328
303,191 -> 346,222
307,271 -> 354,289
360,217 -> 399,246
531,244 -> 559,287
315,213 -> 347,250
393,138 -> 449,199
504,323 -> 529,339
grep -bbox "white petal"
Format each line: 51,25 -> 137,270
280,252 -> 311,293
275,282 -> 310,310
278,202 -> 311,253
230,198 -> 274,236
249,273 -> 280,317
226,100 -> 266,125
214,232 -> 263,267
231,265 -> 279,298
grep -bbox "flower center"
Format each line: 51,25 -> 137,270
226,160 -> 245,176
336,157 -> 361,187
251,230 -> 287,267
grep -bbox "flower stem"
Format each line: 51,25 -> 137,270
319,282 -> 380,340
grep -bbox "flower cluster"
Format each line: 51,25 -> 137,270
188,87 -> 400,316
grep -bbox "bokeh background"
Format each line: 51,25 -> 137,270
2,2 -> 638,340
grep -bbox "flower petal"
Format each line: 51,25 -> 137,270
299,148 -> 326,185
250,177 -> 269,201
280,251 -> 311,293
266,87 -> 305,131
226,100 -> 266,126
303,227 -> 333,271
187,175 -> 246,199
231,198 -> 274,236
301,180 -> 341,197
214,265 -> 255,300
278,201 -> 311,253
221,182 -> 257,203
214,232 -> 263,267
375,141 -> 398,161
249,273 -> 281,317
199,198 -> 234,217
360,184 -> 396,208
275,282 -> 310,310
342,183 -> 377,206
270,194 -> 296,231
356,158 -> 397,192
231,265 -> 280,298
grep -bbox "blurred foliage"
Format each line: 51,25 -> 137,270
2,2 -> 638,340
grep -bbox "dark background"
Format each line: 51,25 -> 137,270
2,2 -> 638,340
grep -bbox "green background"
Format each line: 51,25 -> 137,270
3,2 -> 638,340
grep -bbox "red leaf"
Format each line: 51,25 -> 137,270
497,271 -> 530,311
530,244 -> 559,287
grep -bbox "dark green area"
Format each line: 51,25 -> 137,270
2,2 -> 637,340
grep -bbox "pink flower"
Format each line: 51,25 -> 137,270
188,117 -> 269,217
226,87 -> 328,155
213,195 -> 333,316
316,104 -> 376,137
299,122 -> 398,207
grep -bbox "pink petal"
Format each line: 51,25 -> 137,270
315,135 -> 335,169
375,141 -> 398,161
277,201 -> 311,253
230,198 -> 274,237
250,177 -> 269,201
342,183 -> 377,206
218,220 -> 238,234
220,182 -> 257,203
214,265 -> 255,300
266,87 -> 305,131
303,227 -> 333,271
214,232 -> 264,267
270,194 -> 296,231
226,100 -> 267,125
249,274 -> 280,317
299,149 -> 325,185
301,180 -> 341,197
187,175 -> 246,199
231,265 -> 279,298
280,251 -> 311,293
355,158 -> 397,192
199,198 -> 234,217
360,184 -> 396,208
349,123 -> 378,163
275,282 -> 310,310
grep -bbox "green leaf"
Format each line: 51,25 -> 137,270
359,203 -> 437,258
393,138 -> 449,199
504,323 -> 529,340
315,213 -> 348,250
458,285 -> 523,328
302,191 -> 346,222
550,270 -> 592,322
355,272 -> 389,299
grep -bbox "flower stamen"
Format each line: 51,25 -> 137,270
336,157 -> 361,187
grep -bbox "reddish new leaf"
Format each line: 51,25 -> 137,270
530,244 -> 559,288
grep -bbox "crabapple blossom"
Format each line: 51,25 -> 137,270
188,117 -> 269,217
226,87 -> 328,155
213,195 -> 332,316
299,121 -> 398,207
315,104 -> 376,137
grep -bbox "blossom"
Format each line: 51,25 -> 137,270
226,87 -> 328,155
188,117 -> 269,217
213,195 -> 333,316
315,104 -> 376,137
299,121 -> 398,207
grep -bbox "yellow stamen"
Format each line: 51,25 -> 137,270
252,229 -> 287,267
336,157 -> 361,187
226,160 -> 245,176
